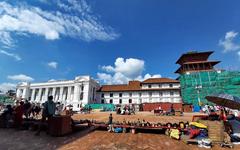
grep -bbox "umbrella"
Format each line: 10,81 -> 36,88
205,94 -> 240,110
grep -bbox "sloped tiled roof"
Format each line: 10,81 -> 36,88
142,78 -> 179,84
176,51 -> 214,64
99,78 -> 179,92
99,81 -> 141,92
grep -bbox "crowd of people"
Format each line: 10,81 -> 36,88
116,104 -> 135,115
0,100 -> 41,128
201,104 -> 240,120
154,104 -> 176,116
0,96 -> 72,131
1,97 -> 239,145
80,105 -> 92,114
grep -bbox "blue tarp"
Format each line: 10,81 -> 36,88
193,105 -> 201,112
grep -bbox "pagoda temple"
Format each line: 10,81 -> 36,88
175,51 -> 220,74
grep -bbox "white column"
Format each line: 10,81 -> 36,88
16,88 -> 21,98
31,89 -> 36,101
66,86 -> 72,104
22,88 -> 27,99
37,88 -> 42,102
67,87 -> 71,100
55,88 -> 59,101
59,87 -> 64,102
44,88 -> 49,102
73,85 -> 80,102
62,88 -> 67,101
52,87 -> 56,101
63,88 -> 68,105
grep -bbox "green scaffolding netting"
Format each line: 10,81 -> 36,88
179,70 -> 240,106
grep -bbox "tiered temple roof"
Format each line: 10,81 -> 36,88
175,51 -> 220,74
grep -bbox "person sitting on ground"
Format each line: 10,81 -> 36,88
80,106 -> 83,113
30,103 -> 36,119
123,106 -> 127,114
146,121 -> 151,127
89,106 -> 92,114
170,104 -> 175,115
206,105 -> 213,115
116,107 -> 121,114
142,119 -> 146,127
34,104 -> 41,119
226,114 -> 240,142
35,96 -> 56,136
127,106 -> 131,115
108,113 -> 114,132
136,118 -> 141,126
170,124 -> 180,140
55,102 -> 63,115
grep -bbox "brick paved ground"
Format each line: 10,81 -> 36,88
72,111 -> 195,123
0,112 -> 239,150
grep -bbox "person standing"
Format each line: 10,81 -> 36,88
2,105 -> 13,128
35,96 -> 56,136
108,113 -> 114,132
14,101 -> 24,129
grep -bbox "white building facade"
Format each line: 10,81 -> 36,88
16,76 -> 100,111
99,78 -> 181,105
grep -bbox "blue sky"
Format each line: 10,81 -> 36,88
1,0 -> 240,91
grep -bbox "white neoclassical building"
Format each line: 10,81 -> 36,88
16,76 -> 100,111
98,78 -> 181,105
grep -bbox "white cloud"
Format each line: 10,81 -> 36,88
0,31 -> 15,48
47,61 -> 58,69
102,58 -> 145,78
97,57 -> 161,84
0,1 -> 119,49
0,82 -> 16,93
101,65 -> 115,73
0,50 -> 21,61
97,73 -> 114,84
238,51 -> 240,60
7,74 -> 34,82
135,73 -> 162,81
219,31 -> 240,52
57,0 -> 91,15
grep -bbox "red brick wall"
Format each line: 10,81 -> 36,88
142,103 -> 182,111
182,104 -> 193,112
